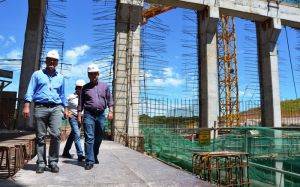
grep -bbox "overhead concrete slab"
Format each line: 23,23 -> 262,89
0,140 -> 214,187
146,0 -> 300,28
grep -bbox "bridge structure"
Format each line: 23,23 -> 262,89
16,0 -> 300,137
7,0 -> 300,186
113,0 -> 300,142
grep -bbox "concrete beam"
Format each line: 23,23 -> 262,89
257,18 -> 282,127
145,0 -> 207,10
0,69 -> 13,79
146,0 -> 300,28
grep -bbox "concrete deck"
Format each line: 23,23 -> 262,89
146,0 -> 300,28
0,140 -> 213,187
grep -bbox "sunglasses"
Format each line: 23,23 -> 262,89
88,72 -> 99,76
46,57 -> 58,64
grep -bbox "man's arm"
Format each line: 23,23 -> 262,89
23,102 -> 31,119
60,77 -> 69,119
77,86 -> 84,125
23,72 -> 37,119
106,86 -> 114,121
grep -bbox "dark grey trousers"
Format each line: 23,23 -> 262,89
34,105 -> 63,167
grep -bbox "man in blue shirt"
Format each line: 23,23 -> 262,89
77,63 -> 114,170
23,50 -> 68,173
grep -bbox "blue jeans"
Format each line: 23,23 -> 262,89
34,105 -> 63,167
83,111 -> 105,164
63,115 -> 83,157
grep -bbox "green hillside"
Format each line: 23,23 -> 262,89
281,98 -> 300,116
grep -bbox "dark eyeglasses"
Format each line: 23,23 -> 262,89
46,57 -> 58,64
88,72 -> 99,76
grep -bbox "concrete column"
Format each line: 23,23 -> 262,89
198,6 -> 219,129
16,0 -> 46,130
256,18 -> 282,127
113,0 -> 143,144
275,161 -> 284,187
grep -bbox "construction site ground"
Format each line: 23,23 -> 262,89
0,140 -> 213,187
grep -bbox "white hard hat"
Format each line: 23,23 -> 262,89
75,79 -> 85,87
46,50 -> 60,60
87,63 -> 99,73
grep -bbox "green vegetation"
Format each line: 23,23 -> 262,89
281,98 -> 300,116
140,99 -> 300,123
139,114 -> 198,127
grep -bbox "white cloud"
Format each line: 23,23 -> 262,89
61,57 -> 113,96
0,49 -> 22,71
153,78 -> 163,85
145,71 -> 152,78
140,70 -> 152,78
166,78 -> 183,86
65,45 -> 90,64
163,67 -> 173,77
143,66 -> 184,87
62,55 -> 112,80
6,49 -> 22,59
0,35 -> 17,46
152,77 -> 183,87
62,61 -> 92,78
8,36 -> 16,43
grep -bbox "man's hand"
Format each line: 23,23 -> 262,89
107,111 -> 113,121
63,108 -> 69,119
22,102 -> 30,119
77,112 -> 82,126
67,111 -> 73,118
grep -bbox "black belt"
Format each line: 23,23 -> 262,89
85,109 -> 104,116
35,102 -> 60,108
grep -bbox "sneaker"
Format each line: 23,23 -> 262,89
62,152 -> 72,159
36,167 -> 45,174
95,157 -> 99,164
78,155 -> 85,162
49,165 -> 59,173
85,164 -> 93,170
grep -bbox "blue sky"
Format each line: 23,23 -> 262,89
0,0 -> 299,101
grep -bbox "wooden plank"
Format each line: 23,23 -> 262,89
0,69 -> 13,79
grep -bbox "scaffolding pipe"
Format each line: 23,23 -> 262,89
248,161 -> 300,178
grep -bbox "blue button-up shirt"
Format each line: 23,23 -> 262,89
24,69 -> 68,107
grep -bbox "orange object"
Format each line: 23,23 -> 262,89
143,5 -> 176,23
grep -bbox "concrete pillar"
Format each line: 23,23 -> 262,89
16,0 -> 46,130
113,0 -> 143,144
198,6 -> 219,129
275,161 -> 284,187
275,132 -> 284,186
256,18 -> 282,127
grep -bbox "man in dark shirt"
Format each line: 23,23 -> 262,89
77,63 -> 113,170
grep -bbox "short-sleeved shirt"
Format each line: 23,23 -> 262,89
67,93 -> 79,114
